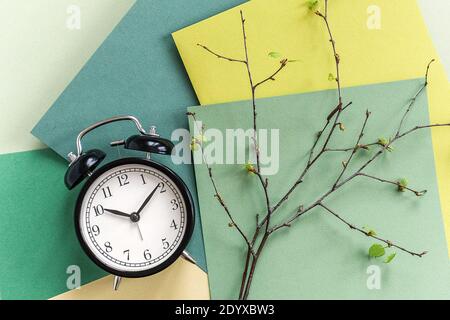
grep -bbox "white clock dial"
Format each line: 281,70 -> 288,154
77,162 -> 189,275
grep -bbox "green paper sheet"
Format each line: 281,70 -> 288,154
0,149 -> 106,300
31,0 -> 247,273
188,79 -> 450,299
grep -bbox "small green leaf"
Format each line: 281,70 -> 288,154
190,138 -> 199,151
384,252 -> 396,263
377,137 -> 394,151
328,73 -> 335,81
243,162 -> 256,174
195,134 -> 208,143
368,244 -> 385,258
398,178 -> 408,192
268,52 -> 282,59
363,226 -> 377,236
377,137 -> 388,146
307,0 -> 319,10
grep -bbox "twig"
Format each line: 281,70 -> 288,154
316,0 -> 342,105
342,101 -> 353,111
255,172 -> 272,233
319,203 -> 427,257
196,44 -> 246,64
238,10 -> 261,173
350,123 -> 450,180
325,142 -> 379,152
357,173 -> 427,196
396,123 -> 450,140
198,11 -> 291,174
324,122 -> 450,153
187,112 -> 254,252
254,59 -> 289,89
333,110 -> 371,188
396,59 -> 435,137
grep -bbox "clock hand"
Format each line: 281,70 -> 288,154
103,208 -> 132,218
136,223 -> 144,241
136,184 -> 160,215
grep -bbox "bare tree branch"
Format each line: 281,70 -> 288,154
194,2 -> 448,300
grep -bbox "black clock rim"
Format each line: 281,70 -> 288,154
74,157 -> 195,278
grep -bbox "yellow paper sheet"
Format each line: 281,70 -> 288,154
52,257 -> 209,300
173,0 -> 450,254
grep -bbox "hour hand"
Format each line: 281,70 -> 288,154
103,208 -> 131,218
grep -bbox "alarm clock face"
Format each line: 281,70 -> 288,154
75,158 -> 194,277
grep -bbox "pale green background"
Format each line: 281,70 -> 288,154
0,0 -> 135,155
189,79 -> 450,299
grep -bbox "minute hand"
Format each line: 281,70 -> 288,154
136,184 -> 159,215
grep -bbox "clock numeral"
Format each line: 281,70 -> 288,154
92,225 -> 100,236
93,205 -> 105,216
140,174 -> 147,185
102,186 -> 112,198
117,174 -> 129,187
104,242 -> 113,253
158,182 -> 167,193
123,249 -> 130,261
143,249 -> 152,261
162,238 -> 170,250
171,199 -> 179,211
170,219 -> 178,230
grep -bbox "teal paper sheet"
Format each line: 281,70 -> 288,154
32,0 -> 247,273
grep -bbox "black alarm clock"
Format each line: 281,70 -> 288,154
64,116 -> 195,289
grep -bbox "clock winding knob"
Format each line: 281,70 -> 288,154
67,152 -> 77,164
